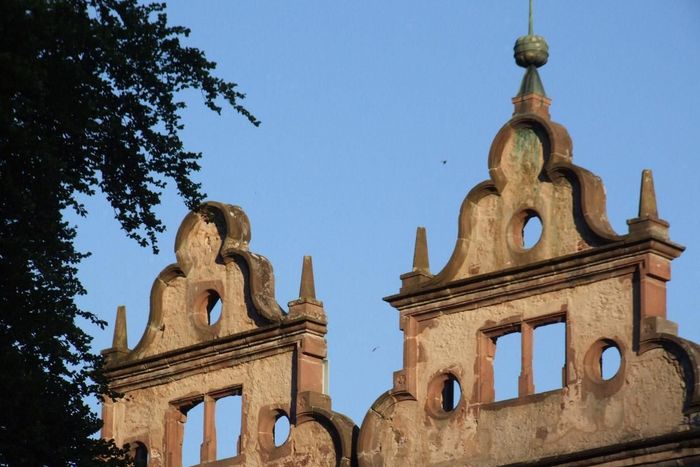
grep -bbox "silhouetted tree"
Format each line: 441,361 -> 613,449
0,0 -> 258,463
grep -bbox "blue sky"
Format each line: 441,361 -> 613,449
71,1 -> 700,461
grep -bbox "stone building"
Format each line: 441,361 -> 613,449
101,11 -> 700,467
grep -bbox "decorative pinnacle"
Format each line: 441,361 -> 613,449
287,255 -> 325,321
112,305 -> 128,350
627,168 -> 668,240
412,227 -> 430,274
638,169 -> 659,218
299,255 -> 317,300
514,0 -> 549,97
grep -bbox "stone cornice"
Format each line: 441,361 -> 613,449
104,317 -> 326,392
386,236 -> 683,317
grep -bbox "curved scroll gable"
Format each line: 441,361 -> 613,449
127,264 -> 185,359
548,163 -> 620,241
428,113 -> 623,287
640,331 -> 700,412
295,402 -> 358,466
357,389 -> 419,466
113,202 -> 285,362
220,249 -> 285,323
173,201 -> 251,275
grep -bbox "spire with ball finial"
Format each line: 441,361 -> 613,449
514,0 -> 548,97
512,0 -> 551,116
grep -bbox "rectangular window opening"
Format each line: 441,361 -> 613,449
533,321 -> 566,393
493,331 -> 521,401
216,393 -> 243,459
181,401 -> 204,467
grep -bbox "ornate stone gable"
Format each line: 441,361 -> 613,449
102,7 -> 700,466
356,12 -> 700,467
101,202 -> 355,466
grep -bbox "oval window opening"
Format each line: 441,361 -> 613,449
441,375 -> 462,412
207,292 -> 222,325
274,414 -> 291,447
522,215 -> 543,249
601,345 -> 621,380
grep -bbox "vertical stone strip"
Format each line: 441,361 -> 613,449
164,406 -> 185,467
519,323 -> 534,397
477,333 -> 496,403
402,316 -> 418,395
297,336 -> 327,394
202,395 -> 217,462
101,398 -> 114,440
640,253 -> 671,319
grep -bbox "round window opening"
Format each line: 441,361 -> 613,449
427,372 -> 462,417
274,413 -> 291,447
206,291 -> 222,325
441,374 -> 462,412
510,209 -> 543,251
601,345 -> 622,380
584,338 -> 624,385
521,213 -> 543,249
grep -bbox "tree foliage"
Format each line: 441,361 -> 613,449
0,0 -> 258,463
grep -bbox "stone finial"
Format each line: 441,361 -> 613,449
400,226 -> 433,292
288,256 -> 326,322
112,305 -> 128,350
412,227 -> 430,274
299,255 -> 317,301
638,169 -> 658,219
101,305 -> 129,363
627,169 -> 669,239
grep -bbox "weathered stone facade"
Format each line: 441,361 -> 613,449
101,204 -> 356,466
355,96 -> 700,465
102,20 -> 700,467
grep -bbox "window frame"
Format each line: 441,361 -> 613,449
477,309 -> 568,405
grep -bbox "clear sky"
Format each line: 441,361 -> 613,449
70,1 -> 700,462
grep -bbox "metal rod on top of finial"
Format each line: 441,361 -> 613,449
529,0 -> 534,35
